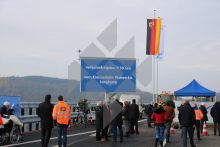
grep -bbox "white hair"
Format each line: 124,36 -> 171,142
3,101 -> 10,107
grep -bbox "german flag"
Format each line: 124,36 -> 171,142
146,18 -> 162,55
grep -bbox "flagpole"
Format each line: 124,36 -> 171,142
157,58 -> 159,99
153,10 -> 156,103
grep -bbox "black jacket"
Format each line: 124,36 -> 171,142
37,102 -> 54,129
178,103 -> 195,127
199,105 -> 208,121
0,105 -> 8,116
129,103 -> 140,121
211,102 -> 220,122
95,107 -> 103,130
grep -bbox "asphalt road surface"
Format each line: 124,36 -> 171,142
2,120 -> 220,147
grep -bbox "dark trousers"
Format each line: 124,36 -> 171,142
193,120 -> 201,139
102,125 -> 109,140
83,113 -> 88,128
165,120 -> 172,142
214,121 -> 220,136
147,115 -> 152,127
200,121 -> 206,134
130,119 -> 139,134
57,124 -> 68,147
113,124 -> 123,142
181,126 -> 196,147
41,128 -> 52,147
96,129 -> 101,141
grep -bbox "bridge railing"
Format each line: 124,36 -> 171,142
19,102 -> 148,132
19,102 -> 98,132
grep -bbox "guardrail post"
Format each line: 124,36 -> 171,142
21,108 -> 24,116
29,123 -> 32,132
29,108 -> 32,115
36,122 -> 39,131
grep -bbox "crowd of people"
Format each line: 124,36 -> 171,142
1,95 -> 220,147
144,99 -> 220,147
95,97 -> 140,142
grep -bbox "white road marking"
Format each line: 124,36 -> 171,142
3,119 -> 148,147
89,133 -> 96,137
3,130 -> 96,147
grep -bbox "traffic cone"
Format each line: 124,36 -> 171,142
170,126 -> 174,134
202,123 -> 208,136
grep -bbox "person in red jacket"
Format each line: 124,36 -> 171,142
151,103 -> 168,147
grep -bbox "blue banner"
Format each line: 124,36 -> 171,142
81,58 -> 136,92
0,96 -> 21,116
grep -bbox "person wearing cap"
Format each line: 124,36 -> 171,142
37,94 -> 54,147
199,102 -> 208,134
0,101 -> 10,116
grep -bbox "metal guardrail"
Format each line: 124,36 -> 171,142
18,102 -> 149,132
19,102 -> 97,132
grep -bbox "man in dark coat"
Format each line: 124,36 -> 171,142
129,99 -> 140,134
110,98 -> 123,142
178,100 -> 196,147
199,102 -> 208,134
37,95 -> 54,147
0,101 -> 10,116
211,101 -> 220,136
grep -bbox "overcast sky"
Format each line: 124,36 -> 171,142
0,0 -> 220,92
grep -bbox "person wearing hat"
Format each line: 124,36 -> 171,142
0,101 -> 10,116
199,102 -> 208,134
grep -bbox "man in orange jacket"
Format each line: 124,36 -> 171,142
192,103 -> 203,140
53,96 -> 71,147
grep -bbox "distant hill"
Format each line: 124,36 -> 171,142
0,76 -> 153,103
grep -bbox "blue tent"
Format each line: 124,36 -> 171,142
174,80 -> 216,97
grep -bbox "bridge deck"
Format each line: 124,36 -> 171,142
2,122 -> 220,147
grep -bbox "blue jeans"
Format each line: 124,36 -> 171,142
112,124 -> 123,142
57,124 -> 68,147
83,113 -> 88,128
155,124 -> 165,142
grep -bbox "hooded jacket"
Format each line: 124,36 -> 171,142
151,107 -> 168,124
